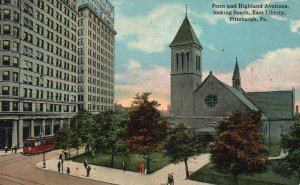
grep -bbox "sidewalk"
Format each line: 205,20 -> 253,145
36,152 -> 212,185
0,148 -> 23,156
268,149 -> 287,160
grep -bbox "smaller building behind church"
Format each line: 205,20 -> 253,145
169,14 -> 295,143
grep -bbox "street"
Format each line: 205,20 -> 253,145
0,150 -> 112,185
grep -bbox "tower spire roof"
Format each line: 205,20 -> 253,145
169,14 -> 202,48
232,57 -> 240,80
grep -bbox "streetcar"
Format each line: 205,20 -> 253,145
23,137 -> 55,154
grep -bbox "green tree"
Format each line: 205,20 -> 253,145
125,92 -> 168,173
164,123 -> 211,179
55,123 -> 74,153
94,111 -> 129,167
70,111 -> 96,153
281,115 -> 300,176
210,111 -> 268,185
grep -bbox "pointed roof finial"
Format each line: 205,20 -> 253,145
236,56 -> 238,63
186,4 -> 187,17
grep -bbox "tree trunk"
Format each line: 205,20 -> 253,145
110,151 -> 115,168
184,158 -> 189,179
146,155 -> 150,174
233,174 -> 238,185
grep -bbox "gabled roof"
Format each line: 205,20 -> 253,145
195,72 -> 268,119
246,91 -> 294,119
169,16 -> 202,48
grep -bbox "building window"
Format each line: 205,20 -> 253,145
2,86 -> 9,95
23,102 -> 32,111
2,101 -> 10,111
12,42 -> 19,52
36,103 -> 43,112
13,87 -> 18,96
3,9 -> 10,20
13,27 -> 19,37
12,102 -> 18,111
3,25 -> 10,34
3,55 -> 10,65
176,53 -> 179,71
24,18 -> 33,30
3,71 -> 10,81
24,32 -> 33,43
278,126 -> 284,136
4,0 -> 11,4
3,40 -> 10,50
13,72 -> 18,82
13,11 -> 19,22
24,4 -> 33,16
13,57 -> 19,67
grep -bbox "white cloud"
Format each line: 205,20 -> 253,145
115,48 -> 300,110
217,47 -> 300,106
115,3 -> 202,53
290,20 -> 300,35
115,60 -> 170,109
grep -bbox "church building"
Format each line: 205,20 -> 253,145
169,14 -> 295,143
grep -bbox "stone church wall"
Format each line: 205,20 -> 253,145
194,76 -> 251,117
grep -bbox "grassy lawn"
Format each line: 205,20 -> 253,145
72,152 -> 170,174
190,160 -> 299,185
268,144 -> 281,157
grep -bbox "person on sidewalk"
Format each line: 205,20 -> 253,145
167,174 -> 171,185
170,173 -> 174,185
67,165 -> 70,174
84,159 -> 88,169
64,151 -> 68,160
4,146 -> 8,153
57,161 -> 61,173
139,161 -> 144,176
14,146 -> 17,154
61,159 -> 64,173
86,165 -> 91,177
122,161 -> 126,172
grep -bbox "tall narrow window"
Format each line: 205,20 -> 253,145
176,53 -> 179,71
195,54 -> 198,70
181,53 -> 184,70
187,52 -> 190,71
3,55 -> 10,65
198,55 -> 201,71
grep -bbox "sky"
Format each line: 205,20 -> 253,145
110,0 -> 300,110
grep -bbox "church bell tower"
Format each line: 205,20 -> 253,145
170,13 -> 202,116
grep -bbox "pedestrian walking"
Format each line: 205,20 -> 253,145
59,153 -> 62,160
57,161 -> 61,173
75,164 -> 79,176
93,168 -> 97,178
61,159 -> 64,173
170,173 -> 174,185
86,165 -> 91,177
84,159 -> 88,169
14,146 -> 17,154
122,161 -> 126,172
4,146 -> 8,153
139,161 -> 144,176
167,174 -> 171,185
64,151 -> 68,160
67,166 -> 70,174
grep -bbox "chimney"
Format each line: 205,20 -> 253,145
296,105 -> 299,114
